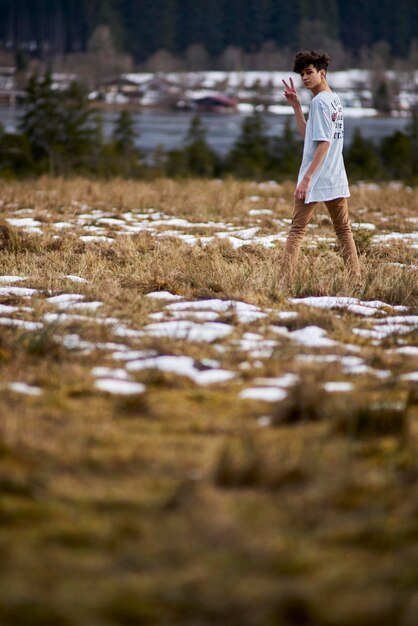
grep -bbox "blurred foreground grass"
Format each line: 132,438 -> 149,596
0,177 -> 417,625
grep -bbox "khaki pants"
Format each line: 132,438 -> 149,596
281,197 -> 361,278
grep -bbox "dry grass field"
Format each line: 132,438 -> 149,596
0,176 -> 417,626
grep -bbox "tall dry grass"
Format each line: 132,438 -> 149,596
0,177 -> 417,626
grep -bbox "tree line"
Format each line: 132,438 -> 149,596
0,73 -> 417,183
1,0 -> 417,63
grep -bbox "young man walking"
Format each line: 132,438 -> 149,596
281,50 -> 361,279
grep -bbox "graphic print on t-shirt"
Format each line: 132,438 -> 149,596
331,97 -> 344,140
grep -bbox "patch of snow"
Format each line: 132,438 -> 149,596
47,294 -> 85,305
0,286 -> 38,297
374,232 -> 418,243
69,301 -> 103,311
149,310 -> 219,322
0,276 -> 27,283
249,209 -> 273,216
254,373 -> 298,387
373,316 -> 418,325
288,325 -> 337,348
239,387 -> 287,402
98,217 -> 126,226
340,356 -> 368,374
257,416 -> 272,427
79,236 -> 114,243
111,350 -> 159,361
6,218 -> 42,230
145,291 -> 183,300
324,382 -> 354,392
393,346 -> 418,356
6,382 -> 42,396
351,223 -> 376,230
142,320 -> 233,342
64,275 -> 88,283
387,262 -> 418,271
54,222 -> 73,229
277,311 -> 298,320
297,354 -> 339,364
127,354 -> 235,385
43,312 -> 93,324
167,299 -> 266,323
401,372 -> 418,381
94,379 -> 146,395
353,324 -> 415,340
345,304 -> 380,316
95,342 -> 129,351
193,369 -> 236,385
0,318 -> 43,330
0,304 -> 19,314
233,333 -> 277,358
57,334 -> 95,351
92,367 -> 129,380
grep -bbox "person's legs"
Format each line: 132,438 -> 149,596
325,197 -> 361,278
281,199 -> 317,275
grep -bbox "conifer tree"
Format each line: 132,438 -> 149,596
113,110 -> 136,151
166,114 -> 218,178
373,80 -> 392,114
381,130 -> 414,180
226,110 -> 270,179
406,113 -> 418,178
60,81 -> 96,172
20,71 -> 97,175
111,110 -> 141,177
183,114 -> 218,177
19,71 -> 62,174
345,129 -> 382,180
269,118 -> 302,179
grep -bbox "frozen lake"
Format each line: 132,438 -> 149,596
0,105 -> 410,158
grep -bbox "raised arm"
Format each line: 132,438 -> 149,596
282,77 -> 306,139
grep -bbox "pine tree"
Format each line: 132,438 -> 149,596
381,130 -> 414,180
269,118 -> 302,179
183,114 -> 218,177
373,80 -> 392,114
345,129 -> 382,181
20,71 -> 97,175
166,114 -> 218,178
113,110 -> 136,151
110,110 -> 141,177
19,71 -> 63,174
60,81 -> 96,172
226,110 -> 270,179
406,113 -> 418,177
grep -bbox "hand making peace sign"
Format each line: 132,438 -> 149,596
282,77 -> 300,107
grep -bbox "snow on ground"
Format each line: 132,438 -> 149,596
0,276 -> 28,283
5,201 -> 418,256
146,291 -> 183,301
239,387 -> 288,402
94,379 -> 146,395
0,286 -> 39,297
1,275 -> 416,399
1,193 -> 417,399
2,382 -> 43,396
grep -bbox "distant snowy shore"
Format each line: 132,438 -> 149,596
120,69 -> 418,116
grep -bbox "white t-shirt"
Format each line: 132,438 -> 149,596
298,91 -> 350,203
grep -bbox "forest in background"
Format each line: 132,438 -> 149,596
1,0 -> 418,71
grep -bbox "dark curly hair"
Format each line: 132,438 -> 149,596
293,50 -> 331,75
